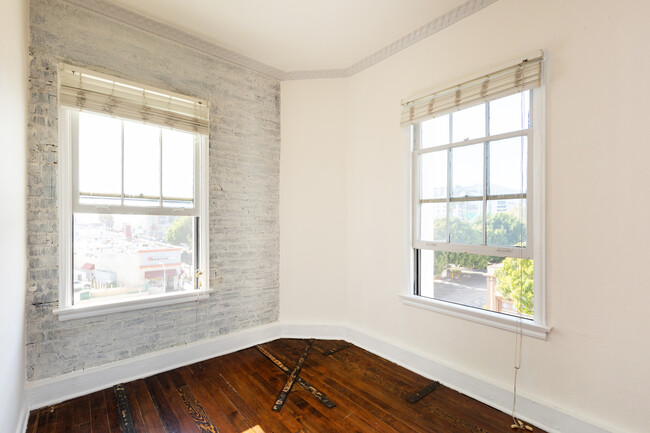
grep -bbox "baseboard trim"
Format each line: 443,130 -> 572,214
25,322 -> 282,410
15,403 -> 28,433
24,321 -> 612,433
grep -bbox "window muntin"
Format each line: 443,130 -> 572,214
413,90 -> 534,320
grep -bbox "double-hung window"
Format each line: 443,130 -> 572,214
402,55 -> 549,338
56,65 -> 210,320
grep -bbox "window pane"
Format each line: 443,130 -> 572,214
420,151 -> 447,199
419,249 -> 435,298
449,201 -> 483,245
488,136 -> 528,195
420,203 -> 434,242
421,114 -> 450,149
451,143 -> 483,197
78,112 -> 122,204
489,91 -> 530,135
162,129 -> 194,208
72,213 -> 196,306
487,199 -> 527,247
451,104 -> 485,142
419,251 -> 534,319
420,203 -> 447,242
124,121 -> 160,206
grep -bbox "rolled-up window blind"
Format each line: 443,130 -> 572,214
59,64 -> 209,135
401,54 -> 542,126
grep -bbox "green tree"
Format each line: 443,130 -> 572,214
487,211 -> 526,247
433,216 -> 488,274
494,258 -> 534,315
165,216 -> 192,246
431,211 -> 525,276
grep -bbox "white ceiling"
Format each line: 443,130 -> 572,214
107,0 -> 470,72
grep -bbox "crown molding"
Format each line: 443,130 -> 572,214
62,0 -> 287,79
61,0 -> 499,81
342,0 -> 499,79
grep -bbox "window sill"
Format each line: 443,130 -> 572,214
54,289 -> 214,321
400,294 -> 551,339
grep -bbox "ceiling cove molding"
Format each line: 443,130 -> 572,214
62,0 -> 499,81
341,0 -> 499,79
62,0 -> 287,79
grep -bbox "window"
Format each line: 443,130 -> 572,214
56,65 -> 210,320
402,55 -> 549,338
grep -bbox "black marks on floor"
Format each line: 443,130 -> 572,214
256,343 -> 336,409
406,381 -> 441,404
272,339 -> 314,412
113,383 -> 136,433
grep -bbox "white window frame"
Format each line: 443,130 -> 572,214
55,108 -> 212,321
401,77 -> 550,340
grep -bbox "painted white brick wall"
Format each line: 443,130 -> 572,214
26,0 -> 280,380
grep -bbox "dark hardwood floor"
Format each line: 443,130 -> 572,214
26,339 -> 545,432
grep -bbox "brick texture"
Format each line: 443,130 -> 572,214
26,0 -> 280,380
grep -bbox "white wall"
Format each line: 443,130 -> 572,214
280,79 -> 349,324
281,0 -> 650,431
0,0 -> 28,431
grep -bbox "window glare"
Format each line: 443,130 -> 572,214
124,121 -> 160,202
489,91 -> 530,135
162,129 -> 194,203
451,143 -> 483,198
421,114 -> 450,149
420,151 -> 447,199
489,137 -> 528,195
452,104 -> 485,142
78,112 -> 122,196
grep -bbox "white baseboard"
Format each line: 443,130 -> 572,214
15,404 -> 28,433
25,322 -> 282,410
24,321 -> 612,433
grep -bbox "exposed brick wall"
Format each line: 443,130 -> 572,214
26,0 -> 280,380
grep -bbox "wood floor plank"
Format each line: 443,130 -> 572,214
165,368 -> 221,433
26,410 -> 39,433
271,338 -> 478,433
238,343 -> 396,433
27,339 -> 547,433
127,379 -> 167,432
212,349 -> 315,432
35,408 -> 57,433
267,340 -> 416,431
53,402 -> 73,433
88,390 -> 111,433
201,351 -> 302,433
103,387 -> 125,433
190,360 -> 271,432
145,373 -> 201,433
321,354 -> 479,432
176,366 -> 252,433
69,395 -> 91,428
122,381 -> 149,433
